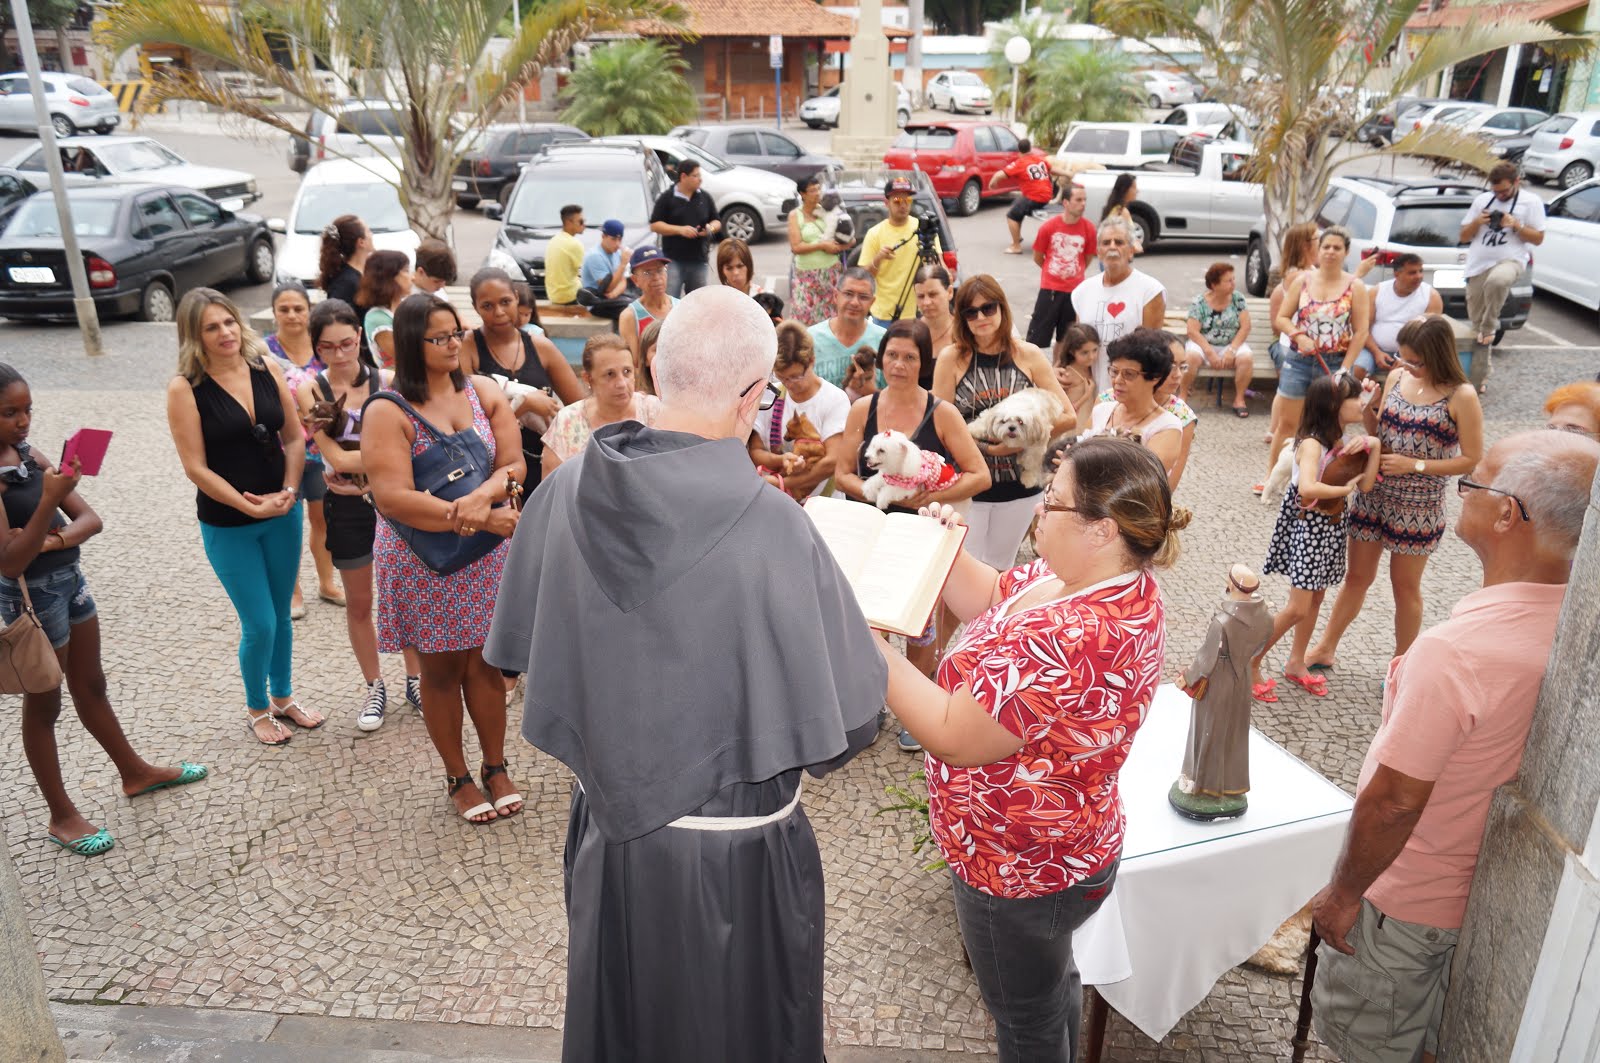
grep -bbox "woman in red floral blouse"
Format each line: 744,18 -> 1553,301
880,435 -> 1189,1062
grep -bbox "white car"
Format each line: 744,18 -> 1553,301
925,71 -> 992,115
7,135 -> 260,209
1056,122 -> 1185,170
799,82 -> 913,130
1133,68 -> 1196,110
1439,105 -> 1548,141
1532,176 -> 1600,317
0,71 -> 119,138
1521,110 -> 1600,189
269,158 -> 419,289
1159,102 -> 1255,141
595,134 -> 795,242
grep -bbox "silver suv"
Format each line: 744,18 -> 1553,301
1244,175 -> 1534,341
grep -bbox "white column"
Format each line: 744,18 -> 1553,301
0,827 -> 65,1063
1497,44 -> 1523,108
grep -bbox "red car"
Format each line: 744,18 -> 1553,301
882,121 -> 1024,217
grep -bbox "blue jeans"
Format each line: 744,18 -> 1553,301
200,505 -> 302,710
951,859 -> 1118,1063
667,258 -> 708,297
0,563 -> 96,649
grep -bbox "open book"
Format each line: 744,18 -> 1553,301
804,495 -> 968,638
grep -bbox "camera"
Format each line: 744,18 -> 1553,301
914,211 -> 941,261
1487,209 -> 1505,231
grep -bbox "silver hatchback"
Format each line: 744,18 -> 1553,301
0,72 -> 119,139
1520,110 -> 1600,189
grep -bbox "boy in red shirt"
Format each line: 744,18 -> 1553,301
990,138 -> 1056,253
1025,182 -> 1096,350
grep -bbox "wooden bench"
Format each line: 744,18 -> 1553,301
1163,296 -> 1278,407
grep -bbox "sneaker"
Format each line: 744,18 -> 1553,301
897,729 -> 922,753
404,674 -> 423,718
357,679 -> 388,732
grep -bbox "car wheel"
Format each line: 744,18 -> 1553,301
805,121 -> 821,130
957,179 -> 981,217
1147,94 -> 1162,110
1245,237 -> 1270,297
1559,160 -> 1594,189
720,205 -> 762,243
138,280 -> 175,323
897,108 -> 910,129
455,194 -> 480,209
50,114 -> 74,139
1128,205 -> 1158,249
96,125 -> 115,136
245,237 -> 275,285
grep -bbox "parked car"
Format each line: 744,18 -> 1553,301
453,122 -> 589,209
1531,176 -> 1600,320
0,167 -> 41,225
1055,122 -> 1185,171
8,135 -> 260,209
924,71 -> 993,115
1133,68 -> 1196,110
484,142 -> 669,300
1159,102 -> 1253,137
1520,110 -> 1600,189
1074,137 -> 1260,247
0,182 -> 274,322
595,134 -> 794,243
882,120 -> 1025,217
798,82 -> 913,129
270,158 -> 417,289
1487,117 -> 1551,163
1439,105 -> 1549,141
668,124 -> 840,184
1242,175 -> 1533,341
1393,98 -> 1485,139
780,167 -> 959,280
0,71 -> 119,138
287,99 -> 416,174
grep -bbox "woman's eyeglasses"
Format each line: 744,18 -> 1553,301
740,377 -> 782,411
1457,477 -> 1530,521
422,329 -> 468,347
315,337 -> 360,355
961,301 -> 1001,322
1040,489 -> 1078,515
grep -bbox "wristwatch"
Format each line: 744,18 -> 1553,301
1413,460 -> 1425,474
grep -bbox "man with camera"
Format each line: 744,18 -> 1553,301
650,158 -> 722,297
861,176 -> 941,327
1459,162 -> 1544,390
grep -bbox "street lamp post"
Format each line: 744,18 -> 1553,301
1004,36 -> 1031,129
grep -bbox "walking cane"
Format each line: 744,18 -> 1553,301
1290,927 -> 1322,1063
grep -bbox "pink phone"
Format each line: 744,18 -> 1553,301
60,429 -> 112,476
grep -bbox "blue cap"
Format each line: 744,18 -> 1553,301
601,219 -> 625,238
630,245 -> 668,271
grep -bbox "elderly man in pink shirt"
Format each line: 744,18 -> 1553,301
1309,428 -> 1600,1063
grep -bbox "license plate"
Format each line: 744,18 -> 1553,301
8,266 -> 53,284
451,179 -> 468,191
1433,268 -> 1464,288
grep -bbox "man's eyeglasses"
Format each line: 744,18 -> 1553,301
422,329 -> 468,347
961,301 -> 1001,322
838,289 -> 873,304
1457,477 -> 1530,521
740,377 -> 781,411
315,337 -> 360,355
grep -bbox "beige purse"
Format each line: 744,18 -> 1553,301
0,576 -> 63,694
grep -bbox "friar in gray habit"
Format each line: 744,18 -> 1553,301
485,285 -> 887,1063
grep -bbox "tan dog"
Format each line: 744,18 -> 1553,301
784,411 -> 828,462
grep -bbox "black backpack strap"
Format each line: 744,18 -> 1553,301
362,390 -> 450,445
911,393 -> 940,440
315,371 -> 335,403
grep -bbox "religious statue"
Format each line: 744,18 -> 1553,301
1169,564 -> 1274,821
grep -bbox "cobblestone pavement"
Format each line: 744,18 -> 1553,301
2,324 -> 1589,1059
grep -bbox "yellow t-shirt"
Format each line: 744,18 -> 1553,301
861,217 -> 940,321
545,231 -> 585,304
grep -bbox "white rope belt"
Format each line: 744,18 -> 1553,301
667,779 -> 804,832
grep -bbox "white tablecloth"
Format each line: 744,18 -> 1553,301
1071,684 -> 1353,1041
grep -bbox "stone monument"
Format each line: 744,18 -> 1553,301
832,0 -> 898,170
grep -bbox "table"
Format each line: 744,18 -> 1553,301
1070,684 -> 1353,1047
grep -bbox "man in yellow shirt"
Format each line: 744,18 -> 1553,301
544,203 -> 586,305
860,176 -> 941,326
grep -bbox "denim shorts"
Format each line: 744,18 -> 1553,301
1272,342 -> 1331,400
0,563 -> 96,649
299,460 -> 327,503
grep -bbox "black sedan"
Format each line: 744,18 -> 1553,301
453,122 -> 589,209
0,182 -> 275,323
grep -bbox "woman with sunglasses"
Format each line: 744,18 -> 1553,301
1306,315 -> 1483,670
933,275 -> 1075,571
169,288 -> 323,745
363,294 -> 526,823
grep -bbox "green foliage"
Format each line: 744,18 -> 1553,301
924,0 -> 1020,36
558,38 -> 697,136
878,769 -> 947,872
986,15 -> 1141,146
3,0 -> 81,30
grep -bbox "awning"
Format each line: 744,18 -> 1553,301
1407,0 -> 1586,30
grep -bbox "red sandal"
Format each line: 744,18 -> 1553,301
1251,679 -> 1279,703
1283,672 -> 1328,697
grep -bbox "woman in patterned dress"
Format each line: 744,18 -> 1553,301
362,294 -> 526,824
787,174 -> 848,326
880,436 -> 1189,1063
1308,315 -> 1483,668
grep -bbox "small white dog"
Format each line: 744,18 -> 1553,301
1261,444 -> 1295,504
861,430 -> 958,510
965,388 -> 1063,489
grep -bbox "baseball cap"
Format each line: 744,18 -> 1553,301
884,176 -> 915,199
601,219 -> 625,238
630,245 -> 668,271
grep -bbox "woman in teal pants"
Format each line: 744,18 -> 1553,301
168,288 -> 324,744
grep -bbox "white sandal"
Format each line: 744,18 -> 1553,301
246,708 -> 291,746
482,762 -> 523,816
271,698 -> 325,729
448,772 -> 495,824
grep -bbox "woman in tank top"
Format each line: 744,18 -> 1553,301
932,275 -> 1076,573
167,288 -> 322,746
462,267 -> 584,489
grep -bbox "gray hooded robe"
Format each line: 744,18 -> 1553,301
484,422 -> 887,1063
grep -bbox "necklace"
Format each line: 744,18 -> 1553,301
1113,400 -> 1160,432
484,329 -> 525,373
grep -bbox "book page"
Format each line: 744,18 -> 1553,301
803,495 -> 885,584
854,514 -> 964,636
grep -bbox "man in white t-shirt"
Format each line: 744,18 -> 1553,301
1070,216 -> 1167,389
747,339 -> 852,499
1459,161 -> 1544,388
1354,252 -> 1444,380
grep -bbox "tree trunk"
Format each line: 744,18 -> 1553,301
403,161 -> 455,244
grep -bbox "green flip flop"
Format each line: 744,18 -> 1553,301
48,828 -> 115,857
129,762 -> 208,798
1307,662 -> 1336,673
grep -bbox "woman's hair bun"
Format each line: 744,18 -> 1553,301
1168,505 -> 1193,533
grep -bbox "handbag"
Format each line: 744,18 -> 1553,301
0,575 -> 62,694
364,390 -> 505,577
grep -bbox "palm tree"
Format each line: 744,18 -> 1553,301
558,39 -> 697,136
1097,0 -> 1593,270
99,0 -> 683,240
1024,47 -> 1142,150
985,13 -> 1063,119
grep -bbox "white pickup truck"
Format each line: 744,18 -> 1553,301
1071,138 -> 1262,249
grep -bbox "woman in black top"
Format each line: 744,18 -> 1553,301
319,213 -> 376,365
0,364 -> 203,856
461,267 -> 584,488
167,288 -> 322,746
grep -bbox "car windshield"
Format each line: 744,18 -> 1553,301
294,181 -> 409,234
509,175 -> 644,227
675,141 -> 732,173
1388,205 -> 1470,248
1065,128 -> 1128,153
949,73 -> 985,87
893,129 -> 957,149
5,197 -> 118,238
96,140 -> 186,171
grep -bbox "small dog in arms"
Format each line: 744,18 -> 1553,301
965,387 -> 1063,489
861,430 -> 958,510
